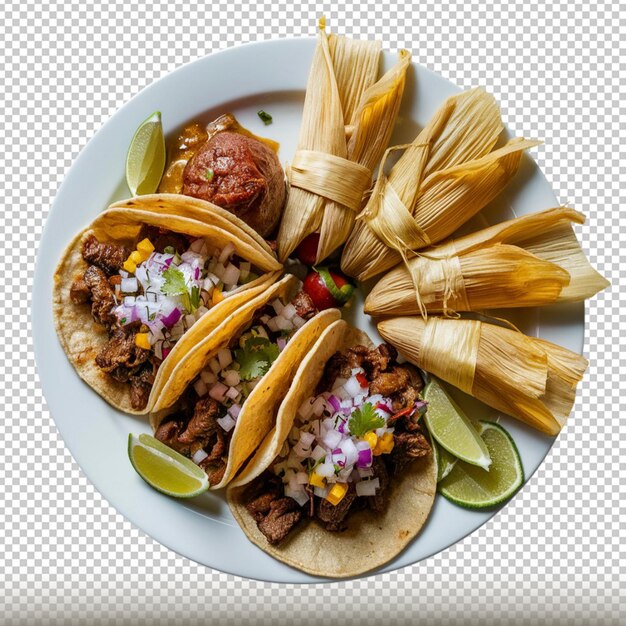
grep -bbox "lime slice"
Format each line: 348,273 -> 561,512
434,441 -> 458,482
125,111 -> 166,196
439,421 -> 524,509
423,377 -> 491,470
128,433 -> 209,498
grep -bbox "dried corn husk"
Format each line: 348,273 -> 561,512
341,88 -> 540,281
277,22 -> 412,263
365,207 -> 609,315
378,316 -> 588,435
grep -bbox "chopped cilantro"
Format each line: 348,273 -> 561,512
348,402 -> 385,437
181,285 -> 201,313
161,267 -> 187,296
162,267 -> 202,314
163,246 -> 175,254
234,336 -> 280,381
257,110 -> 273,125
205,168 -> 214,182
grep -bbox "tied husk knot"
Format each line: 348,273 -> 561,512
341,87 -> 541,282
289,149 -> 372,212
377,316 -> 588,435
364,207 -> 609,316
277,22 -> 412,263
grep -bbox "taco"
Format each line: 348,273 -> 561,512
149,274 -> 341,489
53,204 -> 282,414
227,319 -> 437,578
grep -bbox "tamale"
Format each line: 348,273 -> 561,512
377,316 -> 588,435
365,207 -> 609,316
276,22 -> 412,263
341,88 -> 539,282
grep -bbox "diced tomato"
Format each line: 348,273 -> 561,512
356,372 -> 368,388
295,233 -> 320,265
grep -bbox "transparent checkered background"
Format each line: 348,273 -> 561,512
1,1 -> 624,624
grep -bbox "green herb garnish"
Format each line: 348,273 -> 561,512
234,336 -> 280,381
257,110 -> 273,125
180,285 -> 201,313
348,402 -> 385,437
162,267 -> 201,313
205,168 -> 214,182
161,267 -> 187,296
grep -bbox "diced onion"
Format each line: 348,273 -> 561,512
340,439 -> 358,466
316,461 -> 336,478
219,242 -> 236,265
298,398 -> 315,420
217,414 -> 236,432
225,386 -> 239,400
192,449 -> 208,464
277,337 -> 287,351
300,432 -> 315,448
221,263 -> 241,286
208,357 -> 221,375
295,471 -> 309,485
121,277 -> 138,293
281,303 -> 297,320
285,485 -> 309,507
209,382 -> 229,402
292,315 -> 306,329
355,478 -> 380,497
344,376 -> 363,398
123,296 -> 136,306
322,429 -> 342,450
313,485 -> 330,498
311,445 -> 326,461
271,299 -> 284,314
223,370 -> 240,387
200,369 -> 217,385
228,403 -> 241,419
217,348 -> 233,369
311,396 -> 327,417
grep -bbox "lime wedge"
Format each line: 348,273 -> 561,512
125,111 -> 166,196
423,377 -> 491,470
128,433 -> 209,498
434,441 -> 458,482
439,421 -> 524,509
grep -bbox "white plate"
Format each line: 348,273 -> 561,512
33,37 -> 584,583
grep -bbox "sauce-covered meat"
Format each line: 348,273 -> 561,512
182,131 -> 285,237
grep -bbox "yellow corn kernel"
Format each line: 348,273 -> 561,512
375,432 -> 395,455
308,472 -> 326,488
135,332 -> 151,350
129,250 -> 143,264
212,288 -> 224,306
123,259 -> 137,274
363,431 -> 378,450
137,238 -> 155,257
325,482 -> 348,506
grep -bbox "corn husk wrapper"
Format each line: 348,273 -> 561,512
378,316 -> 587,435
276,23 -> 412,263
341,87 -> 540,282
365,207 -> 609,315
